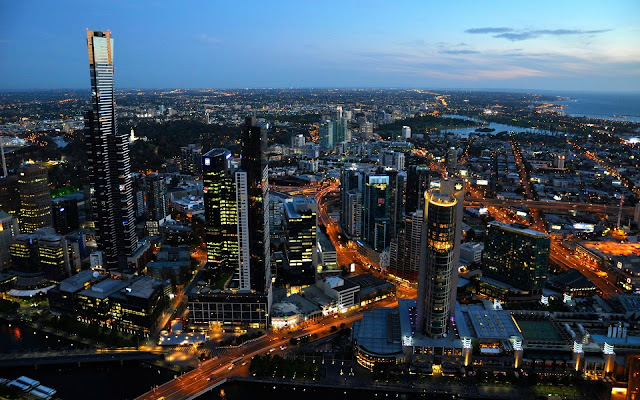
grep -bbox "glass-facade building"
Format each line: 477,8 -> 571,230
17,165 -> 53,234
482,221 -> 551,293
203,148 -> 238,271
362,174 -> 391,251
84,30 -> 137,270
417,191 -> 458,338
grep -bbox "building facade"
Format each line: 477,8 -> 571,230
84,30 -> 137,270
17,165 -> 53,234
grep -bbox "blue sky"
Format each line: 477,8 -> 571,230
1,0 -> 639,91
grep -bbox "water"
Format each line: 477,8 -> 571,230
199,381 -> 461,400
0,319 -> 174,399
440,114 -> 561,137
551,91 -> 640,122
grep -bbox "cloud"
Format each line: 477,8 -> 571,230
195,34 -> 222,44
470,28 -> 613,41
465,27 -> 513,34
440,49 -> 480,55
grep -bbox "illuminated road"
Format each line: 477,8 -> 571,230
135,298 -> 398,400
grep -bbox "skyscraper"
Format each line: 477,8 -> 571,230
52,197 -> 80,235
482,221 -> 550,293
282,197 -> 317,287
17,165 -> 53,234
389,210 -> 423,283
416,180 -> 464,338
405,165 -> 432,215
84,30 -> 137,270
362,174 -> 391,251
203,148 -> 238,271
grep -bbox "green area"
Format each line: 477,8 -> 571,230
44,315 -> 138,346
249,354 -> 321,380
219,331 -> 263,346
51,186 -> 79,198
0,299 -> 20,314
515,319 -> 561,341
533,383 -> 580,397
211,271 -> 233,290
375,114 -> 478,140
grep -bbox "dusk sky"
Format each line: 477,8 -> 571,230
1,0 -> 639,92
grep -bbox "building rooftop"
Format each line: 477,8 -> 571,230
353,307 -> 403,357
488,220 -> 548,238
78,277 -> 128,299
59,270 -> 106,293
124,277 -> 163,299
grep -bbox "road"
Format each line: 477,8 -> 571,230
135,298 -> 398,400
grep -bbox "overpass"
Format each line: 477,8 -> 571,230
0,349 -> 161,368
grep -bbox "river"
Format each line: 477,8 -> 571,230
440,114 -> 562,137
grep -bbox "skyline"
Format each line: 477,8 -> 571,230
1,1 -> 640,92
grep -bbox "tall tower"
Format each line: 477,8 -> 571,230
85,30 -> 137,270
416,180 -> 464,338
203,149 -> 238,271
17,165 -> 53,234
240,117 -> 271,294
405,165 -> 431,215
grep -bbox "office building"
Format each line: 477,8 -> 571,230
0,211 -> 19,270
446,147 -> 458,171
402,126 -> 411,139
380,150 -> 405,171
389,210 -> 423,283
377,167 -> 405,238
362,174 -> 391,251
291,134 -> 305,148
48,271 -> 169,336
460,242 -> 484,264
10,228 -> 71,282
131,173 -> 146,220
203,148 -> 238,271
316,229 -> 338,276
482,221 -> 551,293
340,167 -> 363,239
405,165 -> 431,214
416,180 -> 464,338
319,120 -> 334,151
282,197 -> 317,287
181,144 -> 202,175
17,165 -> 53,234
84,30 -> 137,270
52,197 -> 80,235
0,175 -> 19,216
146,174 -> 168,236
238,117 -> 271,294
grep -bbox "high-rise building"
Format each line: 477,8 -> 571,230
319,120 -> 334,151
239,117 -> 271,294
0,211 -> 19,270
376,166 -> 405,238
10,227 -> 70,281
17,165 -> 53,234
203,148 -> 238,271
405,165 -> 431,215
0,175 -> 19,216
482,221 -> 550,293
389,210 -> 423,283
131,173 -> 146,220
380,150 -> 405,171
181,144 -> 203,175
446,147 -> 458,171
146,174 -> 168,236
362,174 -> 391,251
402,126 -> 411,139
282,197 -> 317,287
84,30 -> 137,270
416,180 -> 464,338
52,197 -> 80,235
291,134 -> 305,148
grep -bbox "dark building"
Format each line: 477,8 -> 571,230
362,173 -> 391,251
203,149 -> 237,271
282,198 -> 317,286
0,175 -> 19,216
389,210 -> 423,283
10,228 -> 70,281
482,221 -> 550,293
239,117 -> 271,293
17,165 -> 53,234
52,197 -> 80,235
84,30 -> 137,270
405,165 -> 431,215
376,166 -> 405,237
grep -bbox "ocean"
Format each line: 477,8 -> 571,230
549,91 -> 640,122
